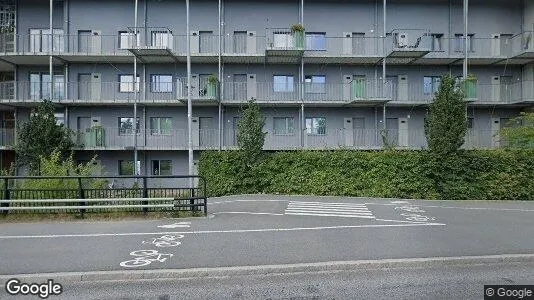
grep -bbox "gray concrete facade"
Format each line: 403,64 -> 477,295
0,0 -> 532,176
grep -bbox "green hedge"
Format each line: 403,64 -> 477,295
199,150 -> 534,200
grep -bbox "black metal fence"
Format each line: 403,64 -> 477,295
0,175 -> 208,217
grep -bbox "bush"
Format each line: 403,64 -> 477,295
199,150 -> 534,200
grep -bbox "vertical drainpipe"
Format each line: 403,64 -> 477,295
463,0 -> 468,80
382,0 -> 386,131
300,0 -> 305,149
218,0 -> 222,151
186,0 -> 193,186
133,0 -> 139,175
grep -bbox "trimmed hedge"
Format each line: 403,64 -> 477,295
199,150 -> 534,200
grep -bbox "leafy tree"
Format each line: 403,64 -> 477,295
15,100 -> 75,172
236,99 -> 266,164
424,75 -> 468,156
500,112 -> 534,149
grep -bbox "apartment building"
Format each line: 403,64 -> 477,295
0,0 -> 532,177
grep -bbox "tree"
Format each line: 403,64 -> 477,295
15,100 -> 75,172
236,99 -> 266,164
500,112 -> 534,149
424,75 -> 468,156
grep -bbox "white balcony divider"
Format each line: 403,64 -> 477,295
511,32 -> 534,57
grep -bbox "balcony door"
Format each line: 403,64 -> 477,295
233,31 -> 247,53
77,117 -> 91,144
352,32 -> 365,54
233,74 -> 247,101
199,117 -> 213,147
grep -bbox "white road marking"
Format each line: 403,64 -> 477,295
157,222 -> 191,229
391,201 -> 409,204
0,223 -> 446,239
285,201 -> 376,219
367,203 -> 534,212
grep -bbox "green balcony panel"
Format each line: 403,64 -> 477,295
84,127 -> 106,147
351,79 -> 366,99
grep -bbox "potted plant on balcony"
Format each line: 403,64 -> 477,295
290,23 -> 305,49
462,74 -> 477,100
84,125 -> 106,147
206,75 -> 219,98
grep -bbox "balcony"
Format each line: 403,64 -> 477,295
222,80 -> 391,105
265,28 -> 305,63
386,79 -> 524,105
510,32 -> 534,63
386,29 -> 431,62
304,36 -> 383,64
0,79 -> 219,105
420,37 -> 510,65
74,128 -> 218,150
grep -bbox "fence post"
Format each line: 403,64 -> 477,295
142,177 -> 148,213
203,177 -> 207,216
77,177 -> 86,217
1,178 -> 9,216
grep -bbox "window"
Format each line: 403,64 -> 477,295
305,75 -> 326,94
455,34 -> 474,52
119,31 -> 139,49
152,31 -> 172,48
306,32 -> 326,51
54,112 -> 65,126
273,75 -> 294,92
119,117 -> 140,135
29,29 -> 64,52
152,160 -> 172,176
151,75 -> 173,93
30,73 -> 65,100
431,34 -> 443,51
119,160 -> 141,175
150,117 -> 172,135
273,31 -> 292,48
423,76 -> 441,95
306,117 -> 326,135
119,75 -> 140,92
273,117 -> 295,135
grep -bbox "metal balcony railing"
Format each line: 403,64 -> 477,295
0,80 -> 219,103
266,28 -> 305,51
305,36 -> 384,57
511,31 -> 534,57
75,128 -> 218,150
386,29 -> 432,55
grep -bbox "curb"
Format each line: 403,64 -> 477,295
1,254 -> 534,283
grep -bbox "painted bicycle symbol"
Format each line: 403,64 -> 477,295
400,213 -> 436,222
142,235 -> 184,247
395,206 -> 426,213
120,250 -> 174,268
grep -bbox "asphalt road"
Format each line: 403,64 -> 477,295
1,195 -> 534,276
3,262 -> 534,300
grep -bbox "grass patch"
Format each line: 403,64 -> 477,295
0,210 -> 205,223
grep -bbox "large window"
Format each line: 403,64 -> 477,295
118,117 -> 140,135
152,160 -> 172,176
30,29 -> 64,53
151,75 -> 173,93
150,117 -> 172,135
119,75 -> 140,92
273,117 -> 295,135
118,160 -> 141,175
306,117 -> 326,135
305,75 -> 326,94
423,76 -> 441,95
273,75 -> 294,92
30,73 -> 65,100
306,33 -> 326,51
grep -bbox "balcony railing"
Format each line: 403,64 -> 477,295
386,29 -> 432,56
0,80 -> 219,103
304,36 -> 383,57
75,128 -> 218,150
222,80 -> 391,103
511,31 -> 534,57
